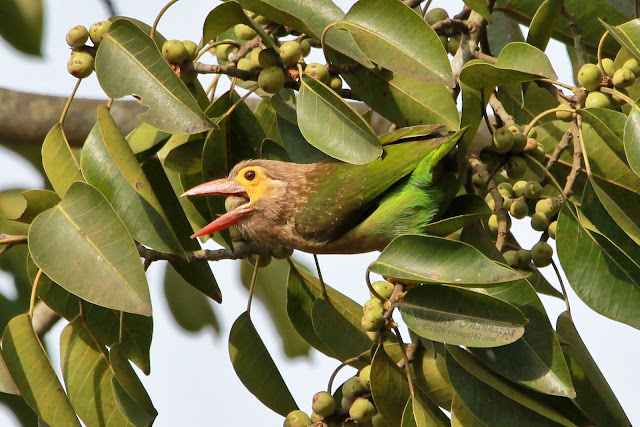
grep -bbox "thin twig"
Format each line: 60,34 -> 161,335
100,0 -> 117,16
551,260 -> 571,317
397,334 -> 422,369
327,355 -> 362,394
190,62 -> 259,81
137,242 -> 268,266
562,7 -> 587,68
469,156 -> 508,250
393,327 -> 415,398
575,115 -> 592,176
431,19 -> 470,37
488,92 -> 514,127
60,79 -> 81,127
29,269 -> 43,319
151,0 -> 179,41
0,235 -> 28,246
540,127 -> 573,186
314,254 -> 330,301
247,259 -> 260,314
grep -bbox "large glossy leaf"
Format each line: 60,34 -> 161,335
451,394 -> 486,427
588,177 -> 640,246
202,1 -> 277,50
369,235 -> 520,285
336,0 -> 453,86
2,314 -> 80,426
0,348 -> 18,395
463,0 -> 492,23
29,182 -> 151,316
14,190 -> 60,224
229,312 -> 297,416
41,124 -> 84,197
556,312 -> 631,427
423,195 -> 492,236
412,342 -> 455,408
469,278 -> 575,397
401,285 -> 525,347
601,19 -> 640,62
558,200 -> 640,330
624,107 -> 640,179
447,345 -> 590,426
370,345 -> 410,427
340,67 -> 460,131
578,108 -> 627,166
96,20 -> 214,134
60,318 -> 133,427
525,0 -> 563,51
0,0 -> 42,55
486,10 -> 525,56
81,106 -> 185,256
460,43 -> 557,89
126,123 -> 171,158
297,74 -> 381,164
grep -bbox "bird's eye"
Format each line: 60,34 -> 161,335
244,170 -> 256,181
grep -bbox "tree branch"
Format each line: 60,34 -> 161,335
562,7 -> 587,68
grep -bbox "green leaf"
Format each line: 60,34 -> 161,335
460,42 -> 557,89
369,235 -> 521,285
588,177 -> 640,246
311,298 -> 371,361
525,0 -> 564,51
13,190 -> 60,224
370,346 -> 410,426
96,20 -> 214,134
81,106 -> 185,256
336,0 -> 453,86
447,345 -> 589,426
423,195 -> 492,236
29,182 -> 151,316
229,312 -> 298,416
110,343 -> 157,423
340,65 -> 460,131
41,124 -> 84,197
379,124 -> 445,145
298,74 -> 382,164
255,99 -> 282,144
261,139 -> 291,161
401,398 -> 417,427
578,108 -> 627,167
412,342 -> 455,408
0,348 -> 18,395
126,123 -> 171,158
558,184 -> 640,330
202,1 -> 278,50
624,107 -> 640,178
412,391 -> 450,427
163,264 -> 220,334
451,394 -> 486,426
2,314 -> 80,426
486,10 -> 525,56
401,285 -> 525,347
463,0 -> 492,23
111,379 -> 154,427
557,312 -> 631,427
60,318 -> 132,427
601,18 -> 640,62
0,0 -> 42,55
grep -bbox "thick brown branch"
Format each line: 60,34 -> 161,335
431,19 -> 470,37
469,156 -> 508,250
137,241 -> 270,267
488,93 -> 515,127
541,127 -> 573,186
190,62 -> 259,81
562,7 -> 587,68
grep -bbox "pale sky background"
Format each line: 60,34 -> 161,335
0,1 -> 638,425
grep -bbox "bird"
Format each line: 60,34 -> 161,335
181,132 -> 463,254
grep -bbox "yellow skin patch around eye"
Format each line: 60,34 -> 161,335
235,166 -> 286,203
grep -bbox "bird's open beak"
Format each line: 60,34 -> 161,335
181,178 -> 254,238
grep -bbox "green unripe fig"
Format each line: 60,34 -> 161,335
341,396 -> 354,409
503,250 -> 518,266
585,91 -> 611,109
342,377 -> 369,401
497,182 -> 513,198
548,221 -> 558,239
162,39 -> 188,63
488,214 -> 499,233
349,398 -> 377,423
310,412 -> 322,424
329,76 -> 342,91
484,193 -> 495,211
363,298 -> 384,313
247,253 -> 272,267
577,63 -> 602,91
501,196 -> 512,210
612,67 -> 636,88
507,124 -> 521,133
237,58 -> 256,72
512,180 -> 528,198
258,48 -> 280,68
366,330 -> 381,342
533,143 -> 547,163
216,43 -> 238,62
305,63 -> 330,84
438,35 -> 449,51
358,365 -> 372,382
234,23 -> 257,40
517,249 -> 531,267
506,156 -> 527,180
510,132 -> 527,153
361,310 -> 385,332
492,127 -> 514,153
258,66 -> 285,93
279,41 -> 302,66
254,15 -> 272,26
182,40 -> 198,61
623,58 -> 640,75
472,173 -> 484,188
531,241 -> 553,267
284,410 -> 312,427
531,212 -> 550,232
526,126 -> 538,139
249,48 -> 262,67
524,181 -> 543,199
556,103 -> 574,122
225,195 -> 246,212
425,8 -> 449,25
89,21 -> 111,46
272,247 -> 294,259
371,413 -> 386,427
510,200 -> 529,219
448,34 -> 461,55
601,58 -> 616,77
371,281 -> 394,300
66,25 -> 89,47
67,51 -> 94,78
300,39 -> 311,57
312,391 -> 336,417
535,198 -> 560,217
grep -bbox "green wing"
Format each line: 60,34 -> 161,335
294,136 -> 453,243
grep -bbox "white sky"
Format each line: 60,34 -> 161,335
0,0 -> 638,425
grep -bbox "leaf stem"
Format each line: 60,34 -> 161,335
59,79 -> 81,127
365,268 -> 385,302
393,327 -> 415,398
313,254 -> 329,301
596,31 -> 609,72
119,311 -> 124,343
29,269 -> 43,320
600,87 -> 640,112
575,115 -> 592,176
151,0 -> 179,41
551,260 -> 572,317
523,106 -> 574,138
246,259 -> 260,314
327,355 -> 361,394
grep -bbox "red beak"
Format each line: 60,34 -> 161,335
181,178 -> 253,238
